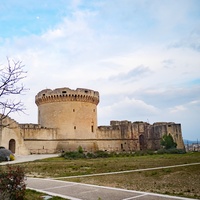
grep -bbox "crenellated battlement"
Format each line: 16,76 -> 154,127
35,87 -> 99,106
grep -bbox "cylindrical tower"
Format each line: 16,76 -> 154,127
35,87 -> 99,139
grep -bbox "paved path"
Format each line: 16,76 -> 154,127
27,177 -> 196,200
1,155 -> 199,200
0,154 -> 59,165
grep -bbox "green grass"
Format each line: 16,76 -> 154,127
5,152 -> 200,199
68,164 -> 200,199
17,152 -> 200,178
25,189 -> 68,200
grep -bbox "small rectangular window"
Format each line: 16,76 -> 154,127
73,109 -> 75,112
74,126 -> 76,130
91,125 -> 94,132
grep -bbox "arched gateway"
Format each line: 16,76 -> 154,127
9,139 -> 16,153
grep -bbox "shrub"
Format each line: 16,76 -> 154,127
157,148 -> 186,154
78,146 -> 83,154
161,134 -> 177,149
167,148 -> 186,154
86,152 -> 96,158
0,165 -> 26,200
62,151 -> 86,159
95,150 -> 109,158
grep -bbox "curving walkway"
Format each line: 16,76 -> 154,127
27,177 -> 196,200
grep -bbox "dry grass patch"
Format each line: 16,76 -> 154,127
3,152 -> 199,199
67,164 -> 200,199
16,152 -> 200,178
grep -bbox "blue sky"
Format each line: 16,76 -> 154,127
0,0 -> 200,140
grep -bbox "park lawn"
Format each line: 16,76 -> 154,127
19,152 -> 200,178
25,189 -> 67,200
5,152 -> 200,199
67,164 -> 200,199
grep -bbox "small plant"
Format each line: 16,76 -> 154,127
0,165 -> 26,200
86,152 -> 96,158
95,150 -> 109,158
160,134 -> 177,149
61,151 -> 85,159
157,148 -> 186,154
78,146 -> 83,154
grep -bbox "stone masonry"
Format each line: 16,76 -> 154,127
0,87 -> 185,155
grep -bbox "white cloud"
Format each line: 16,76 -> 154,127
98,97 -> 159,125
170,105 -> 187,113
0,0 -> 199,140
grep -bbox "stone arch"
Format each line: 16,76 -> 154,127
9,139 -> 16,153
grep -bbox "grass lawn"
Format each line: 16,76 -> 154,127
20,152 -> 200,178
5,152 -> 200,199
25,189 -> 68,200
68,164 -> 200,199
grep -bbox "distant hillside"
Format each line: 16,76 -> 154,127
183,139 -> 199,145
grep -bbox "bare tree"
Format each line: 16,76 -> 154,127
0,58 -> 27,127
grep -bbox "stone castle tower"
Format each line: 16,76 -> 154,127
0,87 -> 185,155
35,88 -> 99,139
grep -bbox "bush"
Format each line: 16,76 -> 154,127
161,134 -> 177,149
167,148 -> 186,154
95,150 -> 109,158
78,146 -> 83,154
0,165 -> 26,200
62,151 -> 86,159
157,148 -> 186,154
86,152 -> 96,158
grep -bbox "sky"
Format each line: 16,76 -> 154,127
0,0 -> 200,141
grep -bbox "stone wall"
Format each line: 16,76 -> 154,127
0,117 -> 29,155
96,120 -> 185,151
0,87 -> 185,155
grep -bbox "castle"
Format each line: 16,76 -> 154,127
0,87 -> 185,155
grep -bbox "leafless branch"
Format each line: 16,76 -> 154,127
0,58 -> 28,126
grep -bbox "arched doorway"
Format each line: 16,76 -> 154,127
139,134 -> 146,150
9,139 -> 16,153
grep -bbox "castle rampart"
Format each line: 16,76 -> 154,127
0,86 -> 185,155
35,87 -> 99,106
96,120 -> 184,151
35,87 -> 99,141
